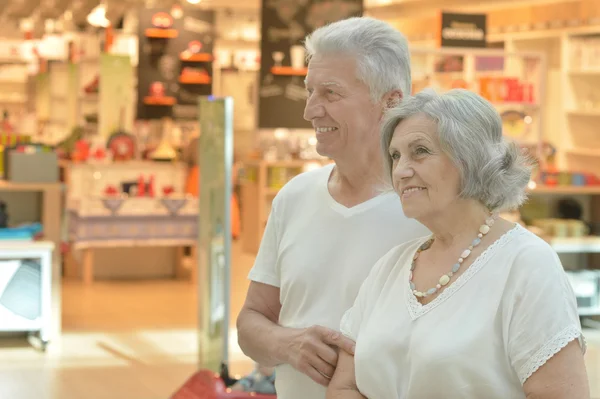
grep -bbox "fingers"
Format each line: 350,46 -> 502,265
318,326 -> 356,355
316,342 -> 338,366
309,352 -> 336,380
300,362 -> 332,387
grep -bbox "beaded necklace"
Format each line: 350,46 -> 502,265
409,213 -> 498,299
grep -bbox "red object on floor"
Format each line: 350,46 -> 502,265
171,370 -> 276,399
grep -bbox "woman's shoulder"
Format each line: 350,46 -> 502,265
502,224 -> 568,285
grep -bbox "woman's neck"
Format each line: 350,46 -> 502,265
422,200 -> 491,250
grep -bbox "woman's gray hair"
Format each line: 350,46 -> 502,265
381,88 -> 532,212
304,16 -> 411,103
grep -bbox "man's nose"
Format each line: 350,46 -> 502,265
304,97 -> 325,121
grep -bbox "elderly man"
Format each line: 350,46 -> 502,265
236,16 -> 429,399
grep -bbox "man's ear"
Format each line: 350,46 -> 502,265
384,90 -> 403,110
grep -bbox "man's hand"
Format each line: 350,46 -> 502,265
285,325 -> 356,387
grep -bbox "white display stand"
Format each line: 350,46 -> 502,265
0,241 -> 54,350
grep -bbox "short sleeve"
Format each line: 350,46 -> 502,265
247,196 -> 281,287
340,243 -> 411,341
505,242 -> 586,384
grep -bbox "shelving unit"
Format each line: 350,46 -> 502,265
550,236 -> 600,253
562,30 -> 600,177
410,46 -> 546,151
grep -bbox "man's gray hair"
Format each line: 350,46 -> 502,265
304,16 -> 411,103
381,88 -> 532,212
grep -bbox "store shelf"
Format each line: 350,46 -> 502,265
271,66 -> 307,76
569,70 -> 600,77
578,307 -> 600,317
493,102 -> 539,108
528,185 -> 600,195
145,28 -> 178,39
567,109 -> 600,117
178,75 -> 211,85
180,53 -> 213,62
0,98 -> 26,104
550,236 -> 600,253
565,148 -> 600,157
143,96 -> 176,106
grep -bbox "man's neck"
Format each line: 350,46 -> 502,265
328,152 -> 388,207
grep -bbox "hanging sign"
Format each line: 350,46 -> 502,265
439,12 -> 487,48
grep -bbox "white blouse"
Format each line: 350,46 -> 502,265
340,224 -> 586,399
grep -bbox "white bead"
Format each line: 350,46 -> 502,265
478,233 -> 483,238
439,275 -> 450,286
468,245 -> 473,250
436,284 -> 441,289
415,291 -> 424,298
479,224 -> 490,234
458,258 -> 463,263
461,249 -> 471,258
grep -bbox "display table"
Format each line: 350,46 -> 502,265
68,196 -> 198,285
0,241 -> 54,350
65,162 -> 198,284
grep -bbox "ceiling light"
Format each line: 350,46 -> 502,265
87,4 -> 110,28
187,0 -> 201,4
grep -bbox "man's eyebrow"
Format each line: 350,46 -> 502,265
304,80 -> 344,89
321,81 -> 343,88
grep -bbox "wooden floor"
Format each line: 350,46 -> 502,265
1,240 -> 600,398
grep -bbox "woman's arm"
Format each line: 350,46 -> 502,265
326,349 -> 366,399
523,340 -> 589,399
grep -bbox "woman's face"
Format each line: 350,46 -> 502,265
388,113 -> 462,221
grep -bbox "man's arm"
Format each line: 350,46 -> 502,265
326,349 -> 365,399
236,281 -> 287,366
237,281 -> 356,387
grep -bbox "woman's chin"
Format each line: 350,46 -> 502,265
400,204 -> 421,220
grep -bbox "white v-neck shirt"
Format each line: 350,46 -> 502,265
248,163 -> 430,399
341,223 -> 585,399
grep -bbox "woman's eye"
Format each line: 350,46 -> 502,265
390,152 -> 400,160
415,147 -> 429,155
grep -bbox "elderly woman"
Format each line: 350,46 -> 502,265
326,88 -> 589,399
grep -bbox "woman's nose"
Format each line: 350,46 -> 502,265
392,161 -> 414,180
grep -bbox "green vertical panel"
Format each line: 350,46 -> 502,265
198,96 -> 234,372
36,73 -> 50,122
99,54 -> 132,137
67,63 -> 79,131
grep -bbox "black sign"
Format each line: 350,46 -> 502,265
258,0 -> 363,129
440,12 -> 487,48
137,7 -> 215,120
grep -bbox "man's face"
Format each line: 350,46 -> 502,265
303,54 -> 383,160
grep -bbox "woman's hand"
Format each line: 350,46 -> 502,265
326,348 -> 366,399
523,340 -> 589,399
